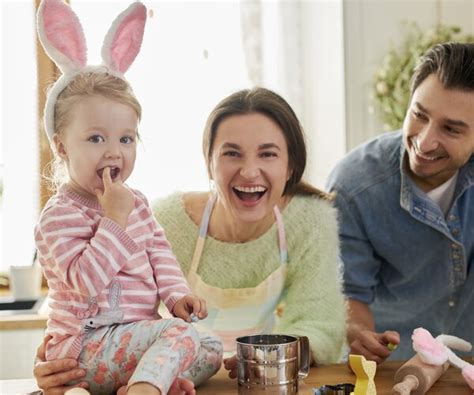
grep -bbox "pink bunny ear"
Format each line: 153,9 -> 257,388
37,0 -> 87,73
412,328 -> 448,366
101,2 -> 147,75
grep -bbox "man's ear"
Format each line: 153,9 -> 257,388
53,134 -> 68,160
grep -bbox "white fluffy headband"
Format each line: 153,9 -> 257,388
36,0 -> 147,141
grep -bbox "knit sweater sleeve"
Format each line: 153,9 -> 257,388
35,199 -> 138,297
153,192 -> 198,276
273,196 -> 346,364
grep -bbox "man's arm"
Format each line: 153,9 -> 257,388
347,299 -> 400,364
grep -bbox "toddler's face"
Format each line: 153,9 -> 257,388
54,95 -> 138,200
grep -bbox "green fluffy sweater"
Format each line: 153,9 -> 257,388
153,192 -> 346,364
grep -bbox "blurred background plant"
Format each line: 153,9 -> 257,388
373,22 -> 474,131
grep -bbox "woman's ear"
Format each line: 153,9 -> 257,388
53,134 -> 68,160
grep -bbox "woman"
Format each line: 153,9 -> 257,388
34,87 -> 346,392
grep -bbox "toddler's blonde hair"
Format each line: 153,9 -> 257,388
45,71 -> 142,192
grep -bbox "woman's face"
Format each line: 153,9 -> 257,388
209,113 -> 291,224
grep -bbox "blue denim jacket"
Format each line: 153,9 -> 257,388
326,131 -> 474,360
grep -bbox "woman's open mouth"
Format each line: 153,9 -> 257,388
232,185 -> 267,202
97,167 -> 120,180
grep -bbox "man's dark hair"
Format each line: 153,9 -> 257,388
411,42 -> 474,94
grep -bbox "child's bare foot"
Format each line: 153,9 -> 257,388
126,382 -> 161,395
169,377 -> 195,395
117,378 -> 194,395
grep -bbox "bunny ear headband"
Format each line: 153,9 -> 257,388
412,327 -> 474,389
36,0 -> 147,141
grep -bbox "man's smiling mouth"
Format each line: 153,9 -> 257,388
412,140 -> 444,162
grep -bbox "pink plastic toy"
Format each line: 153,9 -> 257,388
412,327 -> 474,390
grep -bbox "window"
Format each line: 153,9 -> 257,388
1,1 -> 39,272
0,0 -> 251,272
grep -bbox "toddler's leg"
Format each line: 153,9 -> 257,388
78,318 -> 200,394
180,332 -> 223,386
127,318 -> 201,393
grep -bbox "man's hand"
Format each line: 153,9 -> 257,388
349,329 -> 400,364
346,299 -> 400,364
34,336 -> 88,394
172,294 -> 208,323
95,167 -> 134,229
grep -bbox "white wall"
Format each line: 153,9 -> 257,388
343,0 -> 474,151
0,329 -> 45,379
301,0 -> 346,189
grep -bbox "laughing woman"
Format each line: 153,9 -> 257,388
34,88 -> 346,392
153,87 -> 346,376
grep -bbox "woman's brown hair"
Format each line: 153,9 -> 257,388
202,87 -> 331,199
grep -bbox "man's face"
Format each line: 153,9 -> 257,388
402,74 -> 474,191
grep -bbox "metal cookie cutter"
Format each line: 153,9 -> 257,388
313,383 -> 355,395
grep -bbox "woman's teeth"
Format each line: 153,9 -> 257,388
233,186 -> 267,201
233,186 -> 267,193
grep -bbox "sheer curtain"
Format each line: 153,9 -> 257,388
240,0 -> 346,188
240,0 -> 304,120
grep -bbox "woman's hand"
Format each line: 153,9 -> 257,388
223,355 -> 238,379
172,294 -> 208,322
34,336 -> 88,395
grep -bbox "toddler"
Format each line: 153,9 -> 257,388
34,1 -> 222,394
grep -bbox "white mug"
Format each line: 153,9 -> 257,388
9,264 -> 42,300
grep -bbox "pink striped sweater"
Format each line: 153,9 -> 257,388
35,185 -> 191,360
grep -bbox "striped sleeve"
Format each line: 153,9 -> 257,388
35,203 -> 138,297
146,203 -> 191,312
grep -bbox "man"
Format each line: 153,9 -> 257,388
326,42 -> 474,362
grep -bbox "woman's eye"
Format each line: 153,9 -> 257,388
223,151 -> 239,157
261,151 -> 277,158
88,135 -> 104,143
120,136 -> 135,144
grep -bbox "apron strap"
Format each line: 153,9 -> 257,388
189,194 -> 217,275
189,194 -> 288,276
273,205 -> 288,263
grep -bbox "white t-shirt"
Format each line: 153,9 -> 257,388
427,171 -> 458,216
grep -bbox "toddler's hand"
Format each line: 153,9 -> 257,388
172,295 -> 208,323
95,167 -> 134,228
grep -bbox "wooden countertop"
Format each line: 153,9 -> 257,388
1,360 -> 472,394
0,288 -> 48,330
197,360 -> 473,394
0,313 -> 47,330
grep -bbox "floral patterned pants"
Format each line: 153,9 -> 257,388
76,318 -> 223,394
